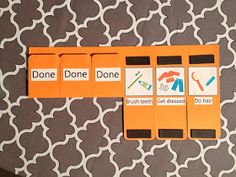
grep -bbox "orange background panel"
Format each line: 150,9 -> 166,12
28,45 -> 220,140
28,54 -> 60,98
155,56 -> 188,140
156,100 -> 187,140
187,96 -> 221,139
60,54 -> 92,97
123,56 -> 156,140
92,54 -> 124,97
186,45 -> 220,140
123,97 -> 155,140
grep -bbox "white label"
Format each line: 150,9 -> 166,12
63,68 -> 89,81
194,97 -> 213,105
126,97 -> 153,106
125,68 -> 153,96
156,97 -> 186,105
31,69 -> 57,81
156,67 -> 185,96
189,67 -> 217,96
95,68 -> 121,81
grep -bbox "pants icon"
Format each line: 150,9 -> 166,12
171,78 -> 184,92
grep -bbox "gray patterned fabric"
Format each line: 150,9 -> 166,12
0,0 -> 236,177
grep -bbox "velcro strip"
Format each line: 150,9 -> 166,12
191,129 -> 216,138
189,55 -> 214,64
157,56 -> 182,65
126,56 -> 150,65
127,129 -> 151,138
159,129 -> 183,138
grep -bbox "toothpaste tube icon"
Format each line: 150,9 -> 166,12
138,80 -> 152,91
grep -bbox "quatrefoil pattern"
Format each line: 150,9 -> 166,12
0,0 -> 236,176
